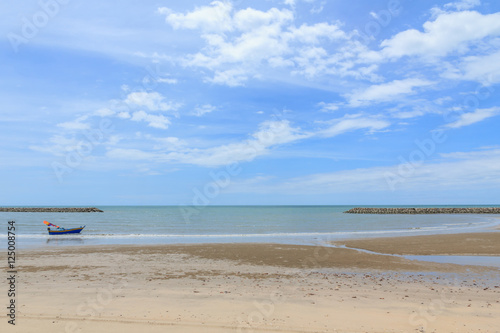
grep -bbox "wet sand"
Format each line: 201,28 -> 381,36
335,231 -> 500,256
2,240 -> 500,333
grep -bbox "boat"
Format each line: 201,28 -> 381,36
48,226 -> 85,235
44,220 -> 85,235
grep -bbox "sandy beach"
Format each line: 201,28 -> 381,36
2,233 -> 500,333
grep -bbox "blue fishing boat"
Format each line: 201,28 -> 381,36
48,226 -> 85,235
44,220 -> 85,235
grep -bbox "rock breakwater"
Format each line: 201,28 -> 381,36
0,207 -> 103,213
344,207 -> 500,214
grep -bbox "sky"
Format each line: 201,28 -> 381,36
1,0 -> 500,206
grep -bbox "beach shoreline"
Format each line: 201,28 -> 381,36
3,231 -> 500,333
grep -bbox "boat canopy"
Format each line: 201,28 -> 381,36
43,220 -> 61,229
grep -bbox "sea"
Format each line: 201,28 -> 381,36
1,205 -> 500,249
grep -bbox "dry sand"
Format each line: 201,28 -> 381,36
2,236 -> 500,333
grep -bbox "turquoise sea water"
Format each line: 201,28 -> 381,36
1,205 -> 499,249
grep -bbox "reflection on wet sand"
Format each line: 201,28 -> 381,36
46,237 -> 85,246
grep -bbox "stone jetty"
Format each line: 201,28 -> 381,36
344,207 -> 500,214
0,207 -> 103,213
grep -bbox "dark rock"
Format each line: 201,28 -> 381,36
0,207 -> 104,212
343,207 -> 500,214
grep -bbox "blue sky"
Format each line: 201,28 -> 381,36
1,0 -> 500,205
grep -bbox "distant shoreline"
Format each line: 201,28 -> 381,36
344,207 -> 500,214
0,207 -> 103,212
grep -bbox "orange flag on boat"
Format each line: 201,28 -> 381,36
43,220 -> 61,229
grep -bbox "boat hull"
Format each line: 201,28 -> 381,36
48,226 -> 85,235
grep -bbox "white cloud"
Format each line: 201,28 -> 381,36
444,0 -> 481,11
56,115 -> 90,130
310,2 -> 325,14
150,136 -> 186,150
442,50 -> 500,85
184,119 -> 308,166
30,131 -> 120,158
379,11 -> 500,59
317,102 -> 339,112
435,96 -> 453,105
56,121 -> 90,130
106,148 -> 158,161
191,20 -> 290,68
125,92 -> 181,112
233,7 -> 293,32
157,77 -> 178,84
130,110 -> 171,129
347,78 -> 433,107
30,135 -> 83,156
30,88 -> 187,161
445,107 -> 500,128
440,147 -> 499,160
48,105 -> 392,169
106,135 -> 121,146
286,22 -> 346,44
94,108 -> 115,117
319,114 -> 390,137
158,1 -> 233,32
387,101 -> 443,119
252,119 -> 307,145
192,104 -> 216,117
117,111 -> 131,119
207,69 -> 249,87
107,120 -> 308,167
292,46 -> 328,77
160,2 -> 362,86
227,148 -> 500,194
390,109 -> 427,119
307,148 -> 500,191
